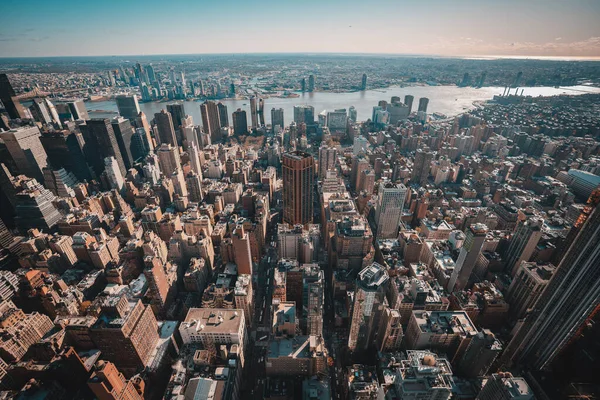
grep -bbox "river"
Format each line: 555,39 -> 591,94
86,85 -> 600,126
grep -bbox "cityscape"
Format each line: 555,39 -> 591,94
1,2 -> 600,400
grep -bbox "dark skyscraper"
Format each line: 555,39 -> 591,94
111,117 -> 136,169
2,126 -> 49,182
418,97 -> 429,113
81,119 -> 127,177
200,100 -> 222,143
40,130 -> 93,181
282,151 -> 314,225
115,94 -> 141,121
258,98 -> 265,126
301,78 -> 306,92
503,199 -> 600,370
232,108 -> 247,135
154,109 -> 178,147
271,108 -> 284,132
361,73 -> 367,90
249,96 -> 258,129
166,103 -> 186,130
404,95 -> 414,113
217,102 -> 229,127
308,74 -> 315,92
0,73 -> 27,119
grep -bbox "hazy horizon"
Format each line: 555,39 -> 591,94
1,0 -> 600,58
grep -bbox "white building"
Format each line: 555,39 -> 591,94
104,157 -> 124,190
375,182 -> 407,239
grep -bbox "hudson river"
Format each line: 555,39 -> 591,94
87,85 -> 600,126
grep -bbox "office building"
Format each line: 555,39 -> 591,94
14,178 -> 62,232
105,157 -> 124,191
282,151 -> 314,226
353,135 -> 368,155
448,224 -> 488,292
394,351 -> 453,400
40,129 -> 92,181
90,295 -> 159,377
200,100 -> 222,143
166,103 -> 186,130
111,116 -> 135,169
375,182 -> 407,239
308,74 -> 315,92
418,97 -> 429,113
68,99 -> 89,120
318,144 -> 338,180
476,373 -> 534,400
0,73 -> 27,119
565,169 -> 600,200
29,98 -> 53,125
2,126 -> 48,182
186,171 -> 203,203
258,98 -> 265,126
115,94 -> 140,120
411,148 -> 434,185
154,109 -> 178,147
179,308 -> 246,348
503,202 -> 600,370
348,263 -> 389,352
271,108 -> 284,133
294,105 -> 315,125
232,108 -> 247,135
232,225 -> 253,275
0,271 -> 18,301
361,73 -> 367,90
217,102 -> 229,127
457,329 -> 501,378
87,360 -> 144,400
504,217 -> 543,276
82,119 -> 127,177
404,95 -> 414,113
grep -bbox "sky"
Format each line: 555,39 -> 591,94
1,0 -> 600,58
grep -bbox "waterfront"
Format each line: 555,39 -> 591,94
87,85 -> 600,126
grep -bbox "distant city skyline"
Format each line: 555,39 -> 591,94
1,0 -> 599,58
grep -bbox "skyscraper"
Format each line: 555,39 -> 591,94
361,73 -> 367,90
293,105 -> 314,125
375,182 -> 407,239
104,156 -> 124,190
448,223 -> 488,292
308,74 -> 315,92
271,108 -> 284,133
503,201 -> 600,370
154,109 -> 178,147
200,100 -> 222,143
232,108 -> 248,135
156,144 -> 181,177
82,119 -> 127,177
503,217 -> 543,276
249,96 -> 258,129
115,94 -> 141,120
14,178 -> 62,232
87,361 -> 144,400
404,95 -> 414,113
348,263 -> 389,352
282,151 -> 314,226
476,374 -> 533,400
457,330 -> 502,378
67,99 -> 89,120
2,126 -> 49,182
232,225 -> 253,275
418,97 -> 429,113
411,148 -> 434,185
111,116 -> 135,169
318,144 -> 338,180
0,73 -> 27,119
258,98 -> 265,126
166,103 -> 186,131
217,102 -> 229,127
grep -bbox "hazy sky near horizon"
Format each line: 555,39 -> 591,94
1,0 -> 600,58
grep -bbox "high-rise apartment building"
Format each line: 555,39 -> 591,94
200,100 -> 222,143
503,202 -> 600,370
154,109 -> 178,147
348,263 -> 389,352
457,330 -> 502,378
87,360 -> 144,400
308,74 -> 315,92
115,94 -> 141,120
375,182 -> 407,239
318,144 -> 338,180
2,126 -> 49,182
448,223 -> 488,292
361,73 -> 367,90
258,98 -> 265,126
411,148 -> 434,185
90,295 -> 159,377
282,151 -> 314,226
14,178 -> 62,232
104,156 -> 124,191
232,108 -> 248,135
166,103 -> 186,130
217,102 -> 229,127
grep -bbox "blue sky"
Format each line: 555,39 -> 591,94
1,0 -> 600,57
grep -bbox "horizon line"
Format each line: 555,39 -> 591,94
1,51 -> 600,62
